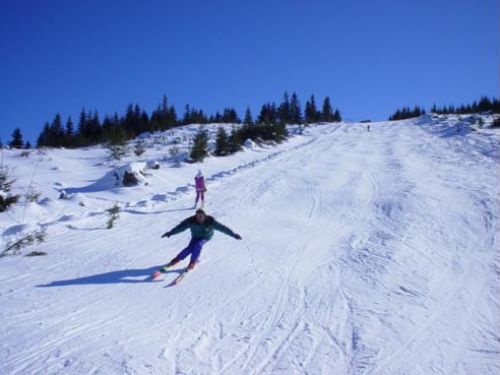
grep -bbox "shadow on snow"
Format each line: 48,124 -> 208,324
37,266 -> 186,287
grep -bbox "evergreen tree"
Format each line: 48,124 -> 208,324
9,128 -> 24,149
65,116 -> 74,137
25,141 -> 32,149
243,107 -> 254,125
50,113 -> 65,147
305,95 -> 320,123
228,127 -> 243,154
388,106 -> 423,120
86,111 -> 102,144
213,111 -> 222,123
289,92 -> 303,123
183,105 -> 192,125
321,96 -> 335,122
37,122 -> 50,147
277,91 -> 291,124
189,129 -> 209,162
77,108 -> 88,140
333,109 -> 342,122
106,123 -> 129,161
478,96 -> 492,112
221,108 -> 240,123
64,117 -> 74,147
257,102 -> 278,124
215,127 -> 229,156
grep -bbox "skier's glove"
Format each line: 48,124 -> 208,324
234,233 -> 242,240
161,232 -> 171,238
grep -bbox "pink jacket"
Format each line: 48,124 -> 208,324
195,175 -> 205,191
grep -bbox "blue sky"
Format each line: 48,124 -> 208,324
0,0 -> 498,143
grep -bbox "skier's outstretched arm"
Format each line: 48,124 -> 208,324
162,218 -> 190,238
213,220 -> 242,240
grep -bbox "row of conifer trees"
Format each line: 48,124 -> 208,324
34,92 -> 341,149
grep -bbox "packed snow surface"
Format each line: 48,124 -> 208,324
0,117 -> 499,374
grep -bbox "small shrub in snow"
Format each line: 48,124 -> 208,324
492,117 -> 500,128
134,140 -> 146,157
0,193 -> 19,211
20,151 -> 30,158
1,229 -> 47,258
0,164 -> 19,212
106,203 -> 121,229
24,185 -> 41,203
108,143 -> 130,161
25,251 -> 48,257
169,146 -> 184,166
169,145 -> 180,157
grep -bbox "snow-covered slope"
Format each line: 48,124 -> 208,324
0,117 -> 499,374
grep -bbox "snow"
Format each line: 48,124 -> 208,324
0,118 -> 499,374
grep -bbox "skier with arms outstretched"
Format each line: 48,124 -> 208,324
152,209 -> 242,281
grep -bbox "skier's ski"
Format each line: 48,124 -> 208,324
171,270 -> 188,285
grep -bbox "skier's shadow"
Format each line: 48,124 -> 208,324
37,266 -> 186,287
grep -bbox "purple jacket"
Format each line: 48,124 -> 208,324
195,176 -> 205,191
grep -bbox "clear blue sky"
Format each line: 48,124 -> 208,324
0,0 -> 498,143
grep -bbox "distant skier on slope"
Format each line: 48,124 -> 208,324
152,208 -> 242,279
194,170 -> 206,208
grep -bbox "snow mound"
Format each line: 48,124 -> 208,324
243,138 -> 258,149
114,162 -> 148,187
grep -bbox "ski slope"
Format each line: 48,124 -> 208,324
1,116 -> 499,374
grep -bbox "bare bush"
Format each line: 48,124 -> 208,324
106,203 -> 121,229
1,230 -> 47,258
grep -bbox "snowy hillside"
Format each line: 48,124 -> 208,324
1,116 -> 499,374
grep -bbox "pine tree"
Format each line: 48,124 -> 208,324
305,95 -> 320,124
277,91 -> 291,124
333,109 -> 342,122
243,107 -> 253,125
50,113 -> 65,147
190,129 -> 209,162
65,116 -> 74,137
321,96 -> 334,122
221,108 -> 240,123
290,92 -> 303,124
65,117 -> 74,147
77,108 -> 87,136
9,128 -> 24,149
183,105 -> 192,125
215,127 -> 229,156
257,103 -> 277,124
228,127 -> 242,154
37,123 -> 50,147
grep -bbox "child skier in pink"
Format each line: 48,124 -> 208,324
194,170 -> 206,208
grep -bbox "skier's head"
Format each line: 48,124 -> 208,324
195,208 -> 206,223
196,169 -> 203,177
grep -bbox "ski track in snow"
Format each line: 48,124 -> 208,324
1,118 -> 499,374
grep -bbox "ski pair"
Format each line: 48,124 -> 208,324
151,261 -> 198,284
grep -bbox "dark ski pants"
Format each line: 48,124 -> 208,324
171,237 -> 208,266
195,190 -> 205,205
